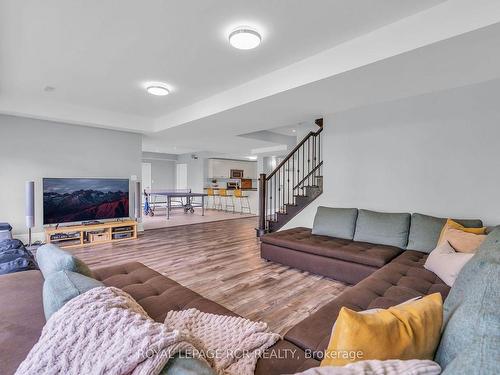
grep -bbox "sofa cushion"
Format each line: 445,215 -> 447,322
261,228 -> 401,268
284,251 -> 450,360
407,213 -> 484,253
312,207 -> 358,240
36,243 -> 92,278
92,262 -> 236,322
435,227 -> 500,374
353,210 -> 410,249
42,270 -> 104,319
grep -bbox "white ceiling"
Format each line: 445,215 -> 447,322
2,0 -> 500,157
0,0 -> 442,123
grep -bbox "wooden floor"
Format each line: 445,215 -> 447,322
71,217 -> 347,335
142,207 -> 255,230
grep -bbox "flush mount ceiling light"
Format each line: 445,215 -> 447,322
146,84 -> 170,96
229,27 -> 261,50
246,155 -> 258,160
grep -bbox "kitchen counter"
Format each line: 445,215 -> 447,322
204,187 -> 257,191
203,187 -> 259,214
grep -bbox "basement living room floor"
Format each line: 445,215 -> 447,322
69,217 -> 346,335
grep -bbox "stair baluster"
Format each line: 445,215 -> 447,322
257,120 -> 324,236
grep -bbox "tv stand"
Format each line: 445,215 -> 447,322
44,220 -> 138,248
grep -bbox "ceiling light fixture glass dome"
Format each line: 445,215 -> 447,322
146,84 -> 170,96
229,27 -> 262,50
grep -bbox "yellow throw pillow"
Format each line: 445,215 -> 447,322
438,219 -> 486,242
321,293 -> 443,367
437,219 -> 486,253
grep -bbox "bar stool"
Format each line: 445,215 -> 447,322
217,188 -> 234,212
206,188 -> 218,209
233,189 -> 251,214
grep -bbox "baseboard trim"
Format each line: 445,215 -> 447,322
13,231 -> 45,245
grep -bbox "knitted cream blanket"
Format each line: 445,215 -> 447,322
16,287 -> 280,375
165,308 -> 279,375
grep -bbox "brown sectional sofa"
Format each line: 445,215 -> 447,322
0,207 -> 486,374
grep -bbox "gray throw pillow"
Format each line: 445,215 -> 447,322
312,207 -> 358,240
36,243 -> 92,278
43,270 -> 103,320
407,213 -> 484,253
353,209 -> 411,248
436,226 -> 500,374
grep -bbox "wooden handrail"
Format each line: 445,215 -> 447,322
293,161 -> 323,190
266,127 -> 323,180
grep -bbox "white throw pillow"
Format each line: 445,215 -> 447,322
293,359 -> 441,375
424,241 -> 474,287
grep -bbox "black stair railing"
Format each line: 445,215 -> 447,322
257,122 -> 323,236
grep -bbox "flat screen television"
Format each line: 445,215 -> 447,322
43,178 -> 130,225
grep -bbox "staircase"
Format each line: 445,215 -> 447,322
257,119 -> 323,236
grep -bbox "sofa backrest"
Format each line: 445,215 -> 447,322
312,207 -> 484,252
407,213 -> 483,253
312,207 -> 358,240
353,209 -> 411,248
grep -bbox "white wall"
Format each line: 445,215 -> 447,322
284,80 -> 500,229
176,154 -> 206,193
0,114 -> 142,240
142,158 -> 176,190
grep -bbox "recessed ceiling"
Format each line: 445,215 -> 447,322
143,22 -> 500,155
0,0 -> 443,122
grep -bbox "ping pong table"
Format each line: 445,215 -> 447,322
144,189 -> 208,219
